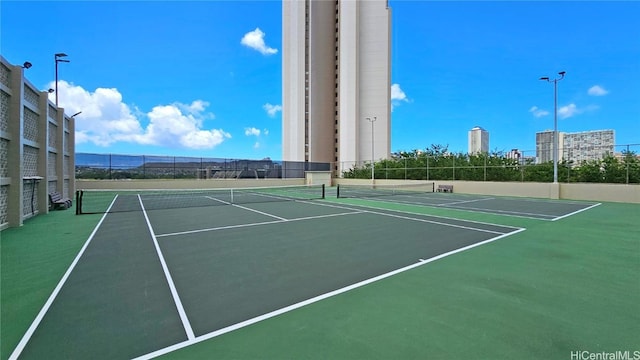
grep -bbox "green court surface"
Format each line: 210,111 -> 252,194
1,189 -> 639,360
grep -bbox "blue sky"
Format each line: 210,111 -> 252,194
2,1 -> 639,160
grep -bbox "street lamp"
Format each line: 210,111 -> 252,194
366,116 -> 377,181
539,71 -> 566,183
55,53 -> 70,107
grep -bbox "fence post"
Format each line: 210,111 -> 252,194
484,155 -> 487,182
404,158 -> 407,180
426,156 -> 429,180
452,156 -> 455,180
626,144 -> 630,184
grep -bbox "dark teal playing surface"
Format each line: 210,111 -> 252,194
9,191 -> 601,359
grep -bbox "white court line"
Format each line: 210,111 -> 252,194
205,196 -> 287,221
138,195 -> 195,340
156,211 -> 365,238
300,199 -> 519,234
231,203 -> 288,221
133,227 -> 526,360
551,202 -> 601,221
439,204 -> 557,219
439,197 -> 495,206
360,196 -> 555,221
8,195 -> 120,360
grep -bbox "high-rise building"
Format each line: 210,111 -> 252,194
282,0 -> 392,174
536,129 -> 615,164
563,129 -> 615,163
468,126 -> 489,154
535,130 -> 564,164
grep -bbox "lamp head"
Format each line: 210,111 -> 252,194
539,76 -> 550,81
22,61 -> 32,69
48,88 -> 55,93
55,53 -> 68,58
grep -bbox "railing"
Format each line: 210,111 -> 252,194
75,153 -> 330,180
76,143 -> 640,184
341,144 -> 640,184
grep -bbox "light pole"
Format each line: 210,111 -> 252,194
366,116 -> 377,181
55,53 -> 70,107
539,71 -> 566,183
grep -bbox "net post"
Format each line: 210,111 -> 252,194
321,184 -> 325,199
336,184 -> 340,198
230,188 -> 234,204
432,182 -> 435,193
75,190 -> 82,215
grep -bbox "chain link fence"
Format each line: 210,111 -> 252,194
76,153 -> 330,180
340,144 -> 640,184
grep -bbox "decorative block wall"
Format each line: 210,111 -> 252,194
0,55 -> 75,229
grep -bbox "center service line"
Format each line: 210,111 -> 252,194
138,195 -> 196,340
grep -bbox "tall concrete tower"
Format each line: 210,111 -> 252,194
282,0 -> 392,174
468,126 -> 489,154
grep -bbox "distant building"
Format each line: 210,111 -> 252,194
535,130 -> 564,164
468,126 -> 489,154
282,0 -> 392,175
536,130 -> 615,164
536,129 -> 615,165
506,149 -> 522,163
563,129 -> 615,164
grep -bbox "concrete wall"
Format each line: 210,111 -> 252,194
305,171 -> 332,186
436,180 -> 561,200
560,183 -> 640,203
334,179 -> 640,204
0,56 -> 75,229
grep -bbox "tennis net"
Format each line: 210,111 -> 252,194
336,182 -> 435,199
76,184 -> 325,214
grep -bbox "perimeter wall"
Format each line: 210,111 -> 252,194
333,179 -> 640,204
1,56 -> 75,229
76,178 -> 639,204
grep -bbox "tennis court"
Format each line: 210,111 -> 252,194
336,183 -> 600,220
8,185 -> 605,359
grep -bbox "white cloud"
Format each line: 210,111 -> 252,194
391,83 -> 408,102
53,80 -> 230,149
390,83 -> 409,112
253,142 -> 260,149
241,28 -> 278,55
142,105 -> 230,149
588,85 -> 609,96
529,106 -> 550,118
263,103 -> 282,117
245,127 -> 261,137
558,103 -> 580,119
